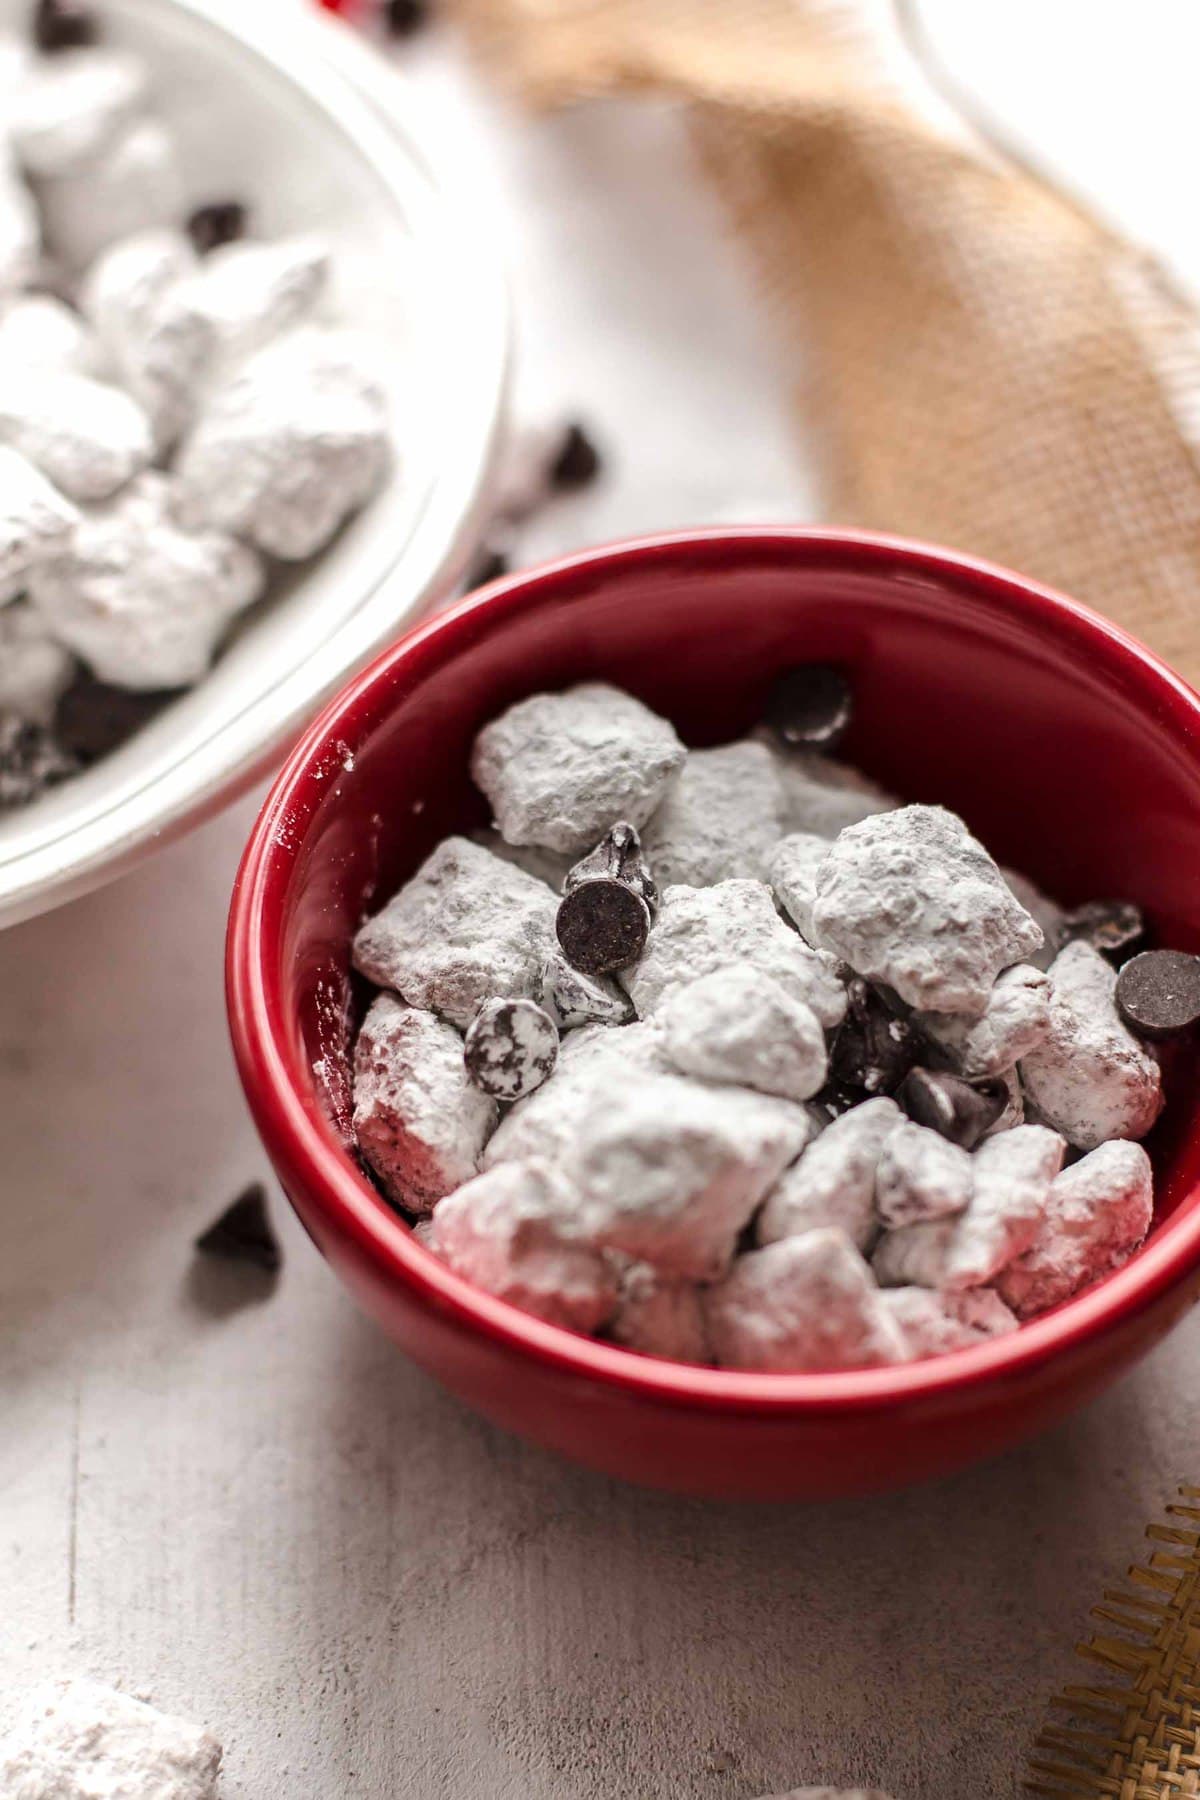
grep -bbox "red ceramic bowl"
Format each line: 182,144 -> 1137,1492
227,529 -> 1200,1500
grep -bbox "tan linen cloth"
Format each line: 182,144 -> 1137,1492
447,0 -> 1200,684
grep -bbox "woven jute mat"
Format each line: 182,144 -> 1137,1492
446,0 -> 1200,685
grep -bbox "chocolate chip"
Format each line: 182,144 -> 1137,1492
548,422 -> 602,491
564,821 -> 657,914
896,1067 -> 1008,1149
1059,899 -> 1145,960
763,664 -> 853,752
464,997 -> 559,1100
186,200 -> 248,257
812,1081 -> 863,1124
32,0 -> 97,52
385,0 -> 431,36
829,977 -> 919,1095
557,879 -> 650,976
0,716 -> 77,810
54,673 -> 181,762
195,1182 -> 281,1274
1116,949 -> 1200,1039
466,543 -> 510,589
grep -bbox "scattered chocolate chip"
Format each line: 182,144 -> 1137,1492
32,0 -> 97,52
1058,899 -> 1145,960
0,715 -> 77,810
465,543 -> 510,589
557,879 -> 650,976
385,0 -> 431,36
1115,949 -> 1200,1039
565,821 -> 657,914
464,997 -> 559,1100
195,1182 -> 281,1274
54,674 -> 181,762
762,663 -> 853,752
896,1066 -> 1008,1150
829,976 -> 919,1095
548,421 -> 602,491
185,200 -> 248,257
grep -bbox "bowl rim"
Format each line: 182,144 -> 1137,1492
0,0 -> 510,929
227,525 -> 1200,1416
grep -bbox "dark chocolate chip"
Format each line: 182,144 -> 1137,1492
896,1067 -> 1008,1150
465,543 -> 510,589
1116,949 -> 1200,1039
195,1183 -> 281,1274
762,663 -> 853,752
557,879 -> 650,976
54,674 -> 181,762
829,977 -> 919,1095
812,1081 -> 863,1124
464,997 -> 559,1100
564,821 -> 657,914
548,422 -> 602,491
32,0 -> 97,52
385,0 -> 431,36
185,200 -> 248,256
0,716 -> 78,810
1059,899 -> 1145,960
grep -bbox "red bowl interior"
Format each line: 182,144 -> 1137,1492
227,529 -> 1200,1499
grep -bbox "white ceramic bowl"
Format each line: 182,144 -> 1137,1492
0,0 -> 509,926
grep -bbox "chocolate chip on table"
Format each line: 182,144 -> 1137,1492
1059,898 -> 1145,960
548,421 -> 602,491
1116,949 -> 1200,1039
195,1182 -> 281,1274
557,879 -> 651,976
464,997 -> 559,1101
465,542 -> 510,589
0,716 -> 77,810
762,663 -> 853,752
896,1066 -> 1008,1150
829,976 -> 919,1095
185,200 -> 249,257
54,673 -> 181,763
32,0 -> 98,52
385,0 -> 431,37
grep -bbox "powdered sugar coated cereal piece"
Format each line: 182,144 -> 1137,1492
0,294 -> 95,373
997,1139 -> 1153,1317
174,328 -> 388,559
705,1229 -> 907,1372
770,745 -> 897,838
1019,939 -> 1164,1149
471,682 -> 685,855
1003,866 -> 1064,971
871,1216 -> 957,1288
177,234 -> 330,367
484,1022 -> 674,1170
0,1677 -> 221,1800
942,1122 -> 1066,1289
11,49 -> 148,177
640,739 -> 786,886
875,1121 -> 973,1228
981,1064 -> 1025,1138
757,1096 -> 902,1253
769,830 -> 830,940
556,1068 -> 813,1280
540,946 -> 634,1030
0,368 -> 151,501
426,1159 -> 616,1331
0,446 -> 79,602
811,805 -> 1044,1012
353,993 -> 497,1212
659,963 -> 828,1101
81,229 -> 212,448
469,826 -> 574,891
610,1259 -> 710,1362
0,603 -> 74,723
915,963 -> 1052,1080
0,158 -> 38,295
881,1285 -> 1018,1358
352,835 -> 558,1032
623,879 -> 847,1027
29,472 -> 263,689
38,118 -> 183,270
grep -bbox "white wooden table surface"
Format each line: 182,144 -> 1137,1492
6,8 -> 1200,1797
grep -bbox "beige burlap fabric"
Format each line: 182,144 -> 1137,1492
447,0 -> 1200,683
